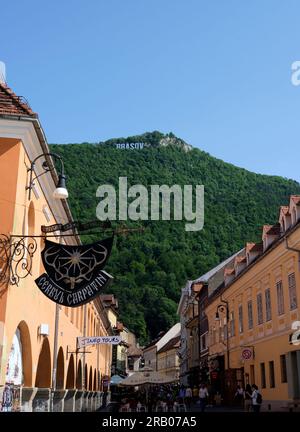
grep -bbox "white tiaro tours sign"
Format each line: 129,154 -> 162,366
77,336 -> 122,348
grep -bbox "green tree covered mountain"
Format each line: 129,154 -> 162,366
50,132 -> 300,343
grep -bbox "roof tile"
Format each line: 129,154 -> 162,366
0,82 -> 37,117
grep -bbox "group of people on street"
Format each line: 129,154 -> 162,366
114,382 -> 263,412
182,382 -> 263,412
234,384 -> 263,412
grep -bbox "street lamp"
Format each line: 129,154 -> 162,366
215,299 -> 230,370
26,152 -> 68,200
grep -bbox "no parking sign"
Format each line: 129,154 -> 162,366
241,348 -> 253,360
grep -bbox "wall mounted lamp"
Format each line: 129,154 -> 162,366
26,152 -> 68,201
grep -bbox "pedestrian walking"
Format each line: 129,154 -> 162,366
251,384 -> 262,412
185,386 -> 192,409
199,383 -> 209,413
192,385 -> 198,403
234,385 -> 244,407
244,384 -> 252,412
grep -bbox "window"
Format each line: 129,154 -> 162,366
200,301 -> 206,319
250,365 -> 255,385
201,333 -> 208,351
269,361 -> 275,388
257,294 -> 263,324
280,355 -> 287,383
260,363 -> 266,388
288,273 -> 297,310
248,300 -> 253,329
265,289 -> 272,321
230,312 -> 235,337
238,305 -> 243,333
224,324 -> 228,340
219,326 -> 223,341
276,281 -> 284,315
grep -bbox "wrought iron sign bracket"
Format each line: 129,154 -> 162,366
0,221 -> 144,289
0,233 -> 38,289
66,345 -> 91,360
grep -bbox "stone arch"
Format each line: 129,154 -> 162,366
88,366 -> 93,391
84,365 -> 88,390
5,321 -> 33,387
18,320 -> 32,387
66,354 -> 75,389
35,338 -> 51,388
56,347 -> 64,389
93,369 -> 97,391
76,360 -> 83,389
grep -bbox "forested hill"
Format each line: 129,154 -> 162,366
50,132 -> 300,343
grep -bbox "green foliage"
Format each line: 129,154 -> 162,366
50,133 -> 300,344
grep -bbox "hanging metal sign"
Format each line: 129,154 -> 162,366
77,335 -> 122,349
41,220 -> 111,234
35,237 -> 114,307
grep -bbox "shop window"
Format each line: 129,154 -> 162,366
280,355 -> 287,383
260,363 -> 266,388
250,365 -> 255,384
269,361 -> 275,388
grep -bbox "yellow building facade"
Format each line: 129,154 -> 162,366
157,335 -> 180,379
0,82 -> 114,411
206,196 -> 300,409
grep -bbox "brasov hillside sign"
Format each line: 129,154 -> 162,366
115,142 -> 145,149
35,237 -> 114,307
77,336 -> 122,349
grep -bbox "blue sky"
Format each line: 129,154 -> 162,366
2,0 -> 300,181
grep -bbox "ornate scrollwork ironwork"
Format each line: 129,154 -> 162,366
0,234 -> 38,288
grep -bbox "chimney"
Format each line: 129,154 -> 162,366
0,62 -> 6,84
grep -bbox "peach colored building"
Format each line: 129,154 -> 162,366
0,82 -> 114,411
205,195 -> 300,410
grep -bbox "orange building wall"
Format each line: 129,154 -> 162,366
0,131 -> 112,405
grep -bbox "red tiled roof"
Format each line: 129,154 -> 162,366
246,242 -> 256,253
127,345 -> 143,357
224,267 -> 235,276
291,195 -> 300,206
100,294 -> 118,308
0,82 -> 37,117
235,255 -> 246,264
246,242 -> 263,253
263,223 -> 281,236
279,206 -> 290,216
